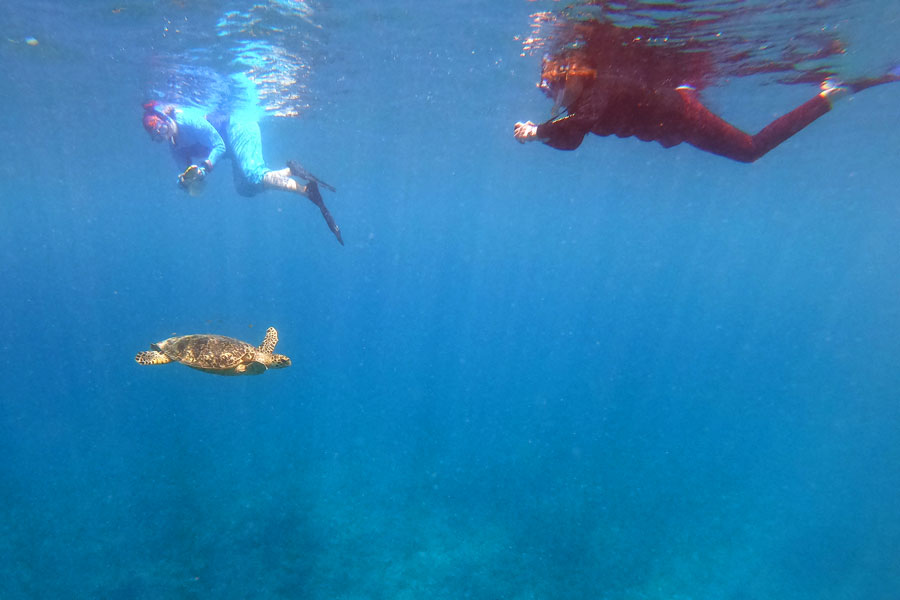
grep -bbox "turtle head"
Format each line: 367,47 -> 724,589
268,353 -> 291,369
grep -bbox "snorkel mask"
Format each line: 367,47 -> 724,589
142,102 -> 176,144
539,54 -> 595,117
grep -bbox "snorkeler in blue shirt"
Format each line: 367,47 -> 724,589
142,101 -> 343,245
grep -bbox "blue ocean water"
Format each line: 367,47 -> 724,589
1,1 -> 900,598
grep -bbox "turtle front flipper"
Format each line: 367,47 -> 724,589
258,327 -> 279,353
235,360 -> 268,375
136,350 -> 172,365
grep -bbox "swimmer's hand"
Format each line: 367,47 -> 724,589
178,164 -> 206,186
178,165 -> 207,196
514,121 -> 539,143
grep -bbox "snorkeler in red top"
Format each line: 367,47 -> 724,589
514,26 -> 899,163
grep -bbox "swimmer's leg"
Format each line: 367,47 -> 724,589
676,85 -> 830,163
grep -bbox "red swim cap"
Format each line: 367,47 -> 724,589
142,101 -> 175,140
142,112 -> 164,133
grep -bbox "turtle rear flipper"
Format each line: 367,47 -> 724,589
136,351 -> 172,365
258,327 -> 279,353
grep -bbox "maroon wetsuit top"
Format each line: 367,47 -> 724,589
535,83 -> 832,163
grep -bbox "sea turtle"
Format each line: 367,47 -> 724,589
135,326 -> 291,376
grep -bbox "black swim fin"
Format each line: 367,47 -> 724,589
306,181 -> 343,245
287,160 -> 336,192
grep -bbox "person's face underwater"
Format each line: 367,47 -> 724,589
540,58 -> 591,116
146,114 -> 175,143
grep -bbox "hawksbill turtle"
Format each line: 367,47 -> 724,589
135,326 -> 291,376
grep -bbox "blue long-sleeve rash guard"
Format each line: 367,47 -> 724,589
170,107 -> 226,170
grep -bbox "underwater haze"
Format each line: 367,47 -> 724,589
2,1 -> 900,598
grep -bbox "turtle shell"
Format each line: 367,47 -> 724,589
155,334 -> 256,372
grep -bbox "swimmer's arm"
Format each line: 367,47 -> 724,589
177,110 -> 226,168
532,114 -> 590,151
195,119 -> 225,168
